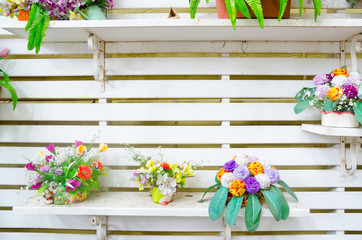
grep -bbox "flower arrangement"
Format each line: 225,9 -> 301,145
294,68 -> 362,126
0,48 -> 17,110
129,147 -> 197,205
0,0 -> 113,54
199,155 -> 297,232
25,140 -> 108,205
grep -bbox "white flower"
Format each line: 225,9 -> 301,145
258,160 -> 271,169
156,174 -> 177,195
235,154 -> 251,166
255,174 -> 270,189
349,71 -> 361,79
331,75 -> 348,87
220,172 -> 234,188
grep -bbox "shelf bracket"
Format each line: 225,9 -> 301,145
221,217 -> 231,240
91,216 -> 108,240
350,33 -> 361,73
340,136 -> 361,177
88,34 -> 105,93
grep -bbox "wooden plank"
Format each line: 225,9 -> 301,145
0,147 -> 344,166
302,124 -> 362,137
3,169 -> 361,188
0,103 -> 321,121
0,80 -> 314,99
0,233 -> 95,240
109,236 -> 362,240
0,126 -> 339,144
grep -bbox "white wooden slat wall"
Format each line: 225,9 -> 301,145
1,1 -> 362,239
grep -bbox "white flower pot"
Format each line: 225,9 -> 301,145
321,111 -> 360,128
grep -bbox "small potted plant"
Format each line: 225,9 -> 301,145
189,0 -> 321,29
198,155 -> 297,232
25,140 -> 109,205
294,68 -> 362,128
0,48 -> 17,110
129,147 -> 198,205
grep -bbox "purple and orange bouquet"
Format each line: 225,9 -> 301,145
294,68 -> 362,124
199,155 -> 297,232
25,140 -> 108,204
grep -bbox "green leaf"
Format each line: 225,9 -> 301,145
25,4 -> 39,31
277,180 -> 298,201
235,0 -> 251,19
245,194 -> 261,232
270,185 -> 289,220
26,5 -> 43,32
353,102 -> 362,125
208,187 -> 229,220
0,70 -> 18,110
312,0 -> 321,21
198,183 -> 221,203
261,190 -> 282,221
278,0 -> 289,21
294,99 -> 312,114
298,0 -> 303,16
189,0 -> 201,19
323,99 -> 338,112
224,0 -> 236,30
245,0 -> 264,28
37,182 -> 50,195
225,195 -> 243,226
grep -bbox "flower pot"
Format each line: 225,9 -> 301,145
53,191 -> 87,205
321,111 -> 360,128
216,0 -> 291,19
152,186 -> 173,205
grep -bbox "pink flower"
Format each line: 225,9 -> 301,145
32,181 -> 43,190
0,48 -> 9,58
40,165 -> 50,172
45,144 -> 55,153
25,162 -> 35,171
66,179 -> 81,192
74,140 -> 83,147
45,155 -> 53,162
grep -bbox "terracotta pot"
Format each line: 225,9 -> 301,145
216,0 -> 291,19
321,111 -> 360,128
18,10 -> 29,21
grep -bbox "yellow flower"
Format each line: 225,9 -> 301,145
176,172 -> 183,183
183,164 -> 194,177
77,145 -> 86,155
139,185 -> 144,191
99,143 -> 108,152
37,151 -> 44,156
171,164 -> 181,174
149,166 -> 157,173
217,168 -> 226,181
229,180 -> 246,197
327,87 -> 343,101
146,160 -> 155,168
248,161 -> 264,176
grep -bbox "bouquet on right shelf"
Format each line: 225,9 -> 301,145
199,155 -> 298,232
294,68 -> 362,128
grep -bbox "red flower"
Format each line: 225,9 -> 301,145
77,165 -> 92,181
161,163 -> 170,170
93,161 -> 104,170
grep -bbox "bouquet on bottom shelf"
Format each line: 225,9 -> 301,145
129,148 -> 198,205
199,155 -> 298,232
25,140 -> 109,205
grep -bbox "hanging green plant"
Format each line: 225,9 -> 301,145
0,48 -> 17,110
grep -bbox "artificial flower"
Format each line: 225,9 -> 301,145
156,174 -> 177,195
65,179 -> 81,192
248,161 -> 264,176
99,143 -> 108,152
176,172 -> 183,183
315,85 -> 330,100
342,85 -> 358,99
93,161 -> 104,170
255,174 -> 270,189
161,162 -> 170,170
25,162 -> 35,171
37,151 -> 44,156
76,145 -> 86,155
45,143 -> 55,153
264,168 -> 280,184
32,181 -> 43,190
40,165 -> 50,172
229,180 -> 246,197
217,168 -> 226,181
232,165 -> 250,181
54,168 -> 63,176
313,73 -> 330,85
74,140 -> 83,147
235,154 -> 251,166
332,75 -> 348,87
182,163 -> 194,177
45,155 -> 52,162
245,177 -> 260,194
220,172 -> 234,188
326,74 -> 333,81
223,159 -> 238,172
146,160 -> 155,168
77,165 -> 92,181
0,48 -> 9,58
333,68 -> 349,77
327,87 -> 343,101
347,76 -> 361,87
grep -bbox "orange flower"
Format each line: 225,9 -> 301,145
229,180 -> 246,197
327,87 -> 343,101
77,145 -> 86,155
93,161 -> 104,170
333,68 -> 349,77
99,143 -> 108,152
217,168 -> 226,181
161,163 -> 170,170
271,166 -> 277,170
248,161 -> 264,176
77,165 -> 92,181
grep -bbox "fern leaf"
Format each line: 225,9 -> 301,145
35,14 -> 44,54
27,27 -> 36,50
25,4 -> 38,31
278,0 -> 289,21
298,0 -> 303,16
313,0 -> 321,21
0,70 -> 18,110
236,0 -> 251,19
190,0 -> 201,19
26,5 -> 42,32
225,0 -> 237,30
245,0 -> 264,28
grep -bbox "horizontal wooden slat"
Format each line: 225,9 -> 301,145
2,169 -> 361,188
0,234 -> 95,240
0,126 -> 338,144
110,236 -> 362,240
0,103 -> 320,121
0,147 -> 344,166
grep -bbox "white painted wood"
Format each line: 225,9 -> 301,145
0,233 -> 95,240
0,80 -> 315,99
108,236 -> 362,240
3,168 -> 362,188
0,103 -> 321,121
1,19 -> 362,42
302,124 -> 362,137
0,126 -> 339,144
0,147 -> 345,166
13,192 -> 309,217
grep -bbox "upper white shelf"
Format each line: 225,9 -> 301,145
302,124 -> 362,137
13,191 -> 309,217
1,18 -> 361,42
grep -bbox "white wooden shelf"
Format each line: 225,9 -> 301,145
302,124 -> 362,137
0,19 -> 361,42
13,191 -> 309,217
